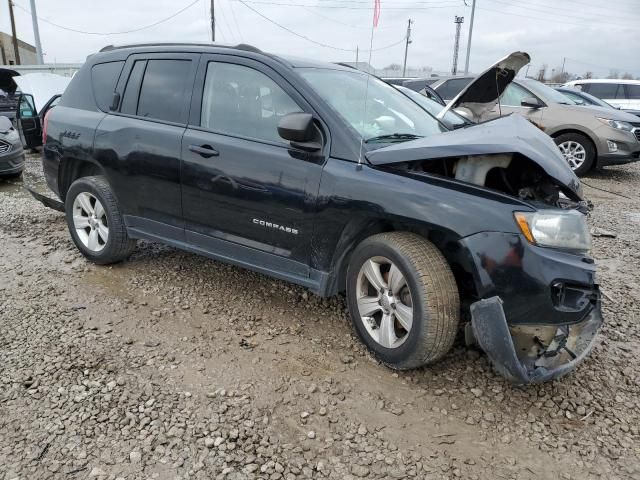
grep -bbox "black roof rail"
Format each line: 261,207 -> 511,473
99,42 -> 263,53
334,62 -> 357,69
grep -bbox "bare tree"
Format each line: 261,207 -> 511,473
551,71 -> 571,83
584,71 -> 593,79
607,69 -> 620,79
622,72 -> 633,80
384,63 -> 402,71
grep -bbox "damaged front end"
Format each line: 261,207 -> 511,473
366,115 -> 603,384
470,296 -> 602,384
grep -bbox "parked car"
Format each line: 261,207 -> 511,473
20,45 -> 602,384
394,85 -> 467,130
0,115 -> 25,178
563,79 -> 640,112
0,68 -> 21,122
382,77 -> 444,104
439,74 -> 640,176
429,76 -> 474,103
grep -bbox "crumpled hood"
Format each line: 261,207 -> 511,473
439,51 -> 530,122
366,114 -> 582,198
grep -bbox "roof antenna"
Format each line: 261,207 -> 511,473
358,0 -> 381,167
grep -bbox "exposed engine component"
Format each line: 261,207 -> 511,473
386,153 -> 586,210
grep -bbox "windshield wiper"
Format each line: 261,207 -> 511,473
365,133 -> 424,143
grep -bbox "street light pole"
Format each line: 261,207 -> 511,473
210,0 -> 215,42
7,0 -> 21,65
402,19 -> 413,77
29,0 -> 44,64
463,0 -> 476,75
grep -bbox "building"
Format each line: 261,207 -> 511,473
0,32 -> 37,65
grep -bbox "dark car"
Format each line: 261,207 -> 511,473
20,44 -> 602,384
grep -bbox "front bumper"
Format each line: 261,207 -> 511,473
595,127 -> 640,167
470,296 -> 602,384
0,147 -> 25,175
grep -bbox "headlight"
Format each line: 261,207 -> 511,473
5,129 -> 19,141
514,210 -> 591,252
596,117 -> 634,132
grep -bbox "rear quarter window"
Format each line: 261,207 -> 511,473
91,61 -> 125,112
585,83 -> 620,99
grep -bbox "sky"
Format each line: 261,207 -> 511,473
1,0 -> 639,78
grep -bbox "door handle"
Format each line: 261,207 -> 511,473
189,144 -> 219,158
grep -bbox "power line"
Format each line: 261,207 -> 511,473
13,0 -> 202,35
485,0 -> 638,27
228,0 -> 245,42
476,4 -> 636,30
300,5 -> 395,29
236,0 -> 406,52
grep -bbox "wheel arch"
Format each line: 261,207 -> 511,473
549,128 -> 599,156
323,216 -> 477,302
57,156 -> 107,201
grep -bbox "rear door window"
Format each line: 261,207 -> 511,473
625,84 -> 640,100
585,83 -> 620,99
136,59 -> 192,123
91,61 -> 124,112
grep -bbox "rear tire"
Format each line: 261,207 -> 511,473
346,232 -> 460,369
65,176 -> 136,265
554,133 -> 595,177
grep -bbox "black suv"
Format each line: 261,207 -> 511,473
24,44 -> 603,384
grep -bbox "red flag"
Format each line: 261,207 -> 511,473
373,0 -> 381,27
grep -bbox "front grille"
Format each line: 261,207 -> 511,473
0,140 -> 11,153
634,129 -> 640,142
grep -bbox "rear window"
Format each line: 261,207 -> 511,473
91,61 -> 124,111
136,59 -> 191,123
584,83 -> 621,99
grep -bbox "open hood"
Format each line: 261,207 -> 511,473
438,52 -> 531,122
366,114 -> 581,198
13,73 -> 71,113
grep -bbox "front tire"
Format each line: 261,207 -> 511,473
346,232 -> 460,369
65,176 -> 136,265
554,133 -> 595,177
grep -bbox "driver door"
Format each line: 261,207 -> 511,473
16,93 -> 42,149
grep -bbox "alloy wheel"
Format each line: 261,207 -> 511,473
72,192 -> 108,252
558,140 -> 586,171
356,256 -> 414,349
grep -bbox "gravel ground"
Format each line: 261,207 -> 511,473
1,154 -> 639,480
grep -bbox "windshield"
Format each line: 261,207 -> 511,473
526,80 -> 577,105
396,86 -> 467,129
298,68 -> 445,144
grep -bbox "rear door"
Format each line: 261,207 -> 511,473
624,84 -> 640,110
583,82 -> 625,109
181,54 -> 326,274
483,83 -> 544,126
93,53 -> 198,234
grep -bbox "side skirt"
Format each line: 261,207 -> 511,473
124,216 -> 331,296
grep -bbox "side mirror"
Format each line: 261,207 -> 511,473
521,97 -> 543,109
278,112 -> 321,152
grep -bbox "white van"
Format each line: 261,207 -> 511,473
564,79 -> 640,111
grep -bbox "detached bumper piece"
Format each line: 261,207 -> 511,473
470,296 -> 602,384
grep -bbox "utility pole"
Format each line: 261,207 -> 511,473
463,0 -> 476,75
7,0 -> 21,65
29,0 -> 44,64
210,0 -> 215,42
560,57 -> 566,76
451,16 -> 464,75
355,46 -> 359,65
402,18 -> 413,77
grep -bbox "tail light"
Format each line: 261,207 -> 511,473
42,108 -> 52,145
